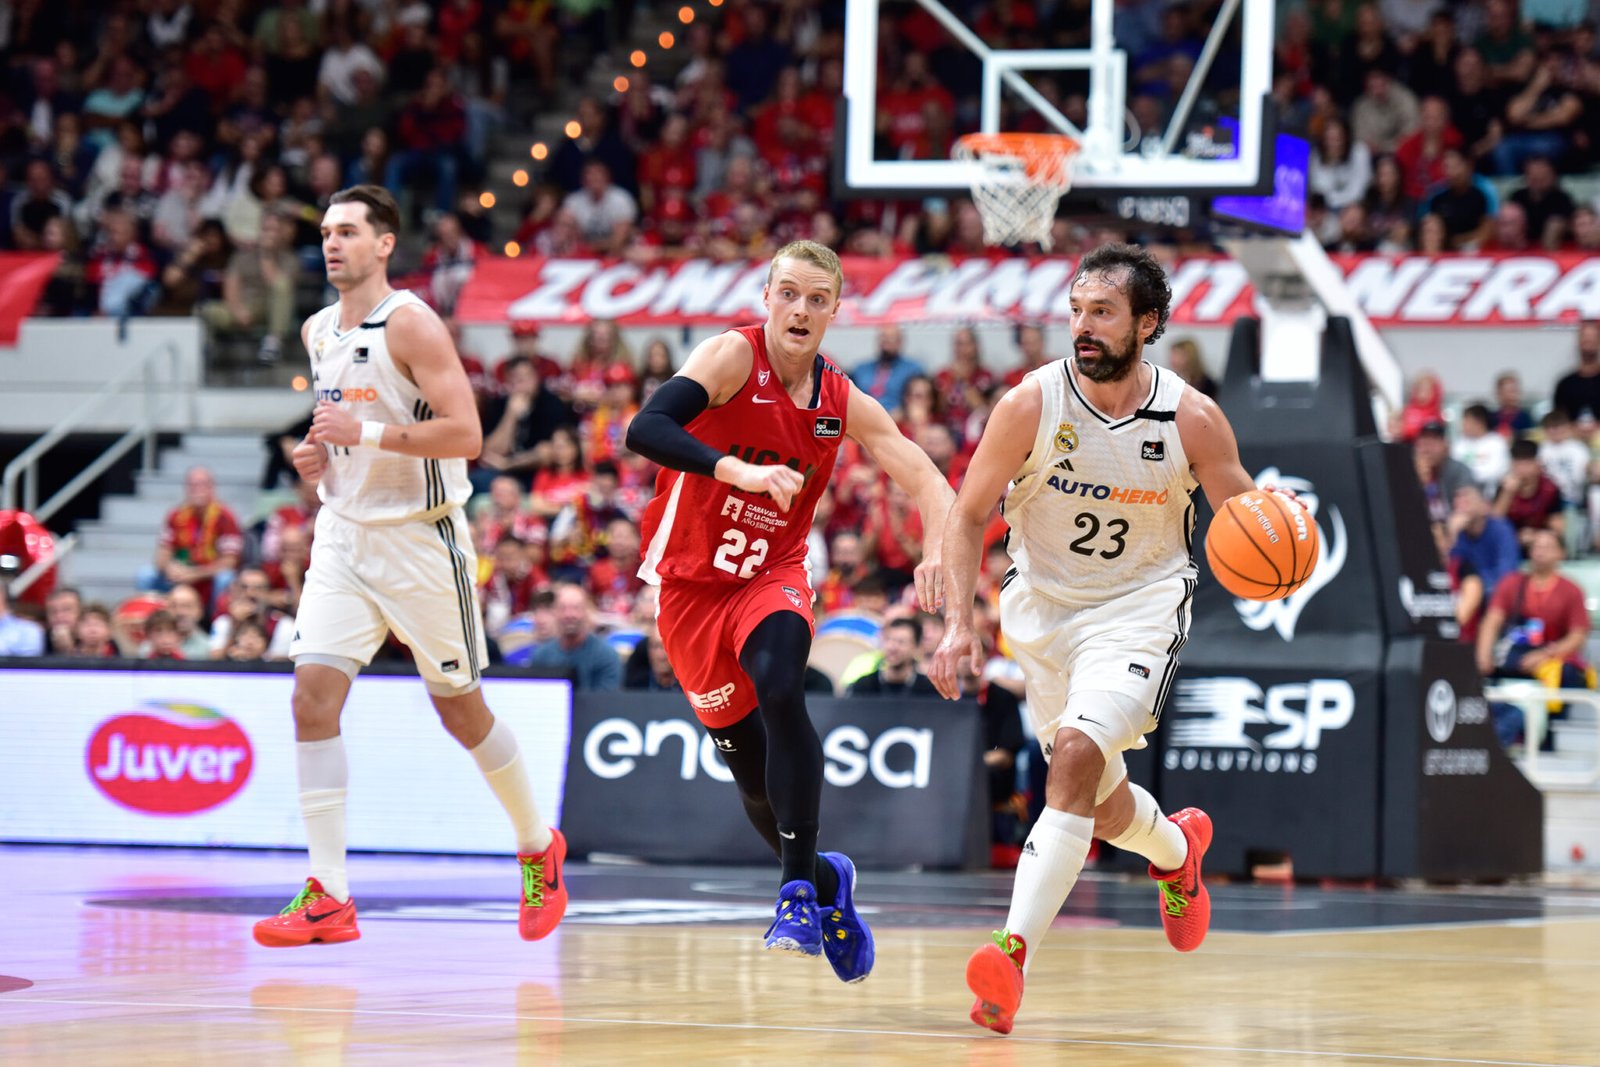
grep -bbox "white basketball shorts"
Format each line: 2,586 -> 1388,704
289,506 -> 488,689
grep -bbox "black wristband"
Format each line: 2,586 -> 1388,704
625,376 -> 728,479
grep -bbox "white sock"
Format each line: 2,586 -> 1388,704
1104,784 -> 1188,873
470,717 -> 552,855
297,737 -> 349,902
1004,807 -> 1094,974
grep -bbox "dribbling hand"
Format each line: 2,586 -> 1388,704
928,622 -> 983,701
292,435 -> 327,483
725,460 -> 805,512
913,554 -> 944,614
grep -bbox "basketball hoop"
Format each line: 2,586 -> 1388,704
953,132 -> 1081,250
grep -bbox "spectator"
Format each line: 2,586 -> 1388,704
1404,10 -> 1461,100
1398,372 -> 1445,442
471,475 -> 540,551
850,323 -> 924,407
84,207 -> 158,318
165,583 -> 214,660
1538,410 -> 1590,517
565,318 -> 634,411
44,586 -> 82,656
588,516 -> 644,617
1509,157 -> 1575,250
1495,438 -> 1566,549
151,218 -> 231,316
550,96 -> 636,195
1491,372 -> 1535,439
454,31 -> 510,164
387,68 -> 469,218
420,212 -> 478,317
209,567 -> 294,660
1445,48 -> 1505,171
1552,320 -> 1600,427
1414,419 -> 1476,554
846,615 -> 939,697
638,338 -> 676,404
1448,483 -> 1524,598
1310,116 -> 1373,211
141,610 -> 185,660
225,617 -> 270,661
1422,147 -> 1493,251
184,21 -> 248,102
1005,323 -> 1054,387
1453,403 -> 1512,495
483,534 -> 540,638
623,625 -> 682,692
526,583 -> 621,689
935,326 -> 995,431
81,57 -> 146,149
1492,55 -> 1582,174
1474,0 -> 1536,92
0,581 -> 45,656
10,159 -> 74,250
318,17 -> 384,107
1393,96 -> 1460,201
1350,69 -> 1420,156
529,426 -> 592,519
138,465 -> 243,608
151,159 -> 210,256
476,356 -> 578,491
1483,202 -> 1532,252
198,208 -> 297,363
560,160 -> 638,253
1477,528 -> 1592,747
1166,337 -> 1217,398
20,57 -> 83,153
73,603 -> 119,658
723,3 -> 791,112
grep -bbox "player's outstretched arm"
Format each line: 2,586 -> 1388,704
928,379 -> 1042,701
845,382 -> 956,613
1177,389 -> 1257,510
309,303 -> 484,460
625,331 -> 805,511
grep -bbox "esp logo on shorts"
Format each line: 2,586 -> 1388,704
687,682 -> 738,710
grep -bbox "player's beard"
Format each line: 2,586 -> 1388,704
1073,328 -> 1141,383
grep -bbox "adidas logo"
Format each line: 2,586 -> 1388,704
1053,458 -> 1075,471
1021,841 -> 1039,858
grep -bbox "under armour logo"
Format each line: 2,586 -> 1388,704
714,737 -> 737,751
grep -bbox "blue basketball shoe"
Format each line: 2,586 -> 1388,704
818,852 -> 875,983
763,880 -> 823,956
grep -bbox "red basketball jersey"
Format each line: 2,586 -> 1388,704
639,324 -> 851,586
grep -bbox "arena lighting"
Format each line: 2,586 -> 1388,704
480,192 -> 496,209
530,143 -> 548,160
512,169 -> 529,187
679,6 -> 694,22
504,241 -> 522,257
291,375 -> 308,391
630,49 -> 647,67
614,76 -> 630,92
564,120 -> 582,138
658,31 -> 675,48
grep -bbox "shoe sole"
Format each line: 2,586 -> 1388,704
253,926 -> 360,948
764,936 -> 822,957
965,944 -> 1022,1033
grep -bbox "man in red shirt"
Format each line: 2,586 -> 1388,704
139,466 -> 243,609
625,240 -> 954,982
1494,438 -> 1566,549
1476,528 -> 1592,746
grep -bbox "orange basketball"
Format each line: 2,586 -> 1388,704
1204,490 -> 1320,601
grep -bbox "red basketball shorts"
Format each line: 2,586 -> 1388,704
654,563 -> 815,728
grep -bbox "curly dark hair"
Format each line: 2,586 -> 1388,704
1071,243 -> 1173,345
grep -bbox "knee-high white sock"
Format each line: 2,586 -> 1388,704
1104,784 -> 1188,873
297,737 -> 349,902
470,717 -> 552,855
1004,807 -> 1094,974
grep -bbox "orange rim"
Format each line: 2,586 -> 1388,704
955,132 -> 1080,186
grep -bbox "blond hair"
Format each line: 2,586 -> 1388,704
768,239 -> 842,295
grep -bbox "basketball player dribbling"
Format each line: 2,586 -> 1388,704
252,186 -> 566,948
930,243 -> 1266,1034
625,240 -> 955,982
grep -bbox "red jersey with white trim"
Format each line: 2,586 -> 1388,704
639,324 -> 851,586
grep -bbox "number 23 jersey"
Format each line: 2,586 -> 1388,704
1003,359 -> 1199,607
638,324 -> 851,586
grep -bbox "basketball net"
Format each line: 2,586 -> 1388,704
953,132 -> 1081,251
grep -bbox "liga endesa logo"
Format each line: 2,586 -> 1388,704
87,702 -> 253,814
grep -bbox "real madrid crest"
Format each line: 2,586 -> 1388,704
1055,422 -> 1078,453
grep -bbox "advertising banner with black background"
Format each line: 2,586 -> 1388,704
1163,318 -> 1540,879
562,693 -> 988,869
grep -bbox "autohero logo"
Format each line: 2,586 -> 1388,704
1164,677 -> 1354,775
1231,467 -> 1347,641
583,717 -> 933,789
1422,678 -> 1491,776
87,701 -> 253,814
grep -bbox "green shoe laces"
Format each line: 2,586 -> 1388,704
280,882 -> 325,916
1159,879 -> 1189,917
992,929 -> 1024,961
521,856 -> 545,908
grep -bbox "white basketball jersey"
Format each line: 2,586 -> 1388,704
1002,359 -> 1199,607
306,289 -> 471,525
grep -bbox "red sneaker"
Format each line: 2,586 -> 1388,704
1150,807 -> 1213,952
518,828 -> 568,941
966,930 -> 1026,1034
253,878 -> 360,947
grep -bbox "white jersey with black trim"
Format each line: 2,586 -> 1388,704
306,289 -> 471,525
1001,358 -> 1199,608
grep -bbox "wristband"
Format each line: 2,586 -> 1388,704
360,420 -> 385,449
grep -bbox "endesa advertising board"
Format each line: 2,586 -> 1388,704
0,666 -> 571,853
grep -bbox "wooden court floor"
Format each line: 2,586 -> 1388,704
2,844 -> 1598,1066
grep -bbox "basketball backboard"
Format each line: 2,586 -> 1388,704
840,0 -> 1278,202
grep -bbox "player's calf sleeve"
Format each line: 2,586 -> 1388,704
1004,808 -> 1094,973
471,717 -> 553,855
1104,783 -> 1188,873
297,737 -> 350,902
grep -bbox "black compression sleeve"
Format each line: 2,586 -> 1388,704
624,376 -> 729,479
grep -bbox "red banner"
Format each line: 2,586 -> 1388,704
1,252 -> 60,344
455,252 -> 1600,328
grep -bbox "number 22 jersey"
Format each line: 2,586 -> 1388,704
638,324 -> 851,586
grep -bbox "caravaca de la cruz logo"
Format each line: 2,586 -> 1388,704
87,702 -> 253,814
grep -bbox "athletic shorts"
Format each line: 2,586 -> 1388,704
1001,571 -> 1195,760
289,506 -> 489,689
655,562 -> 815,729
